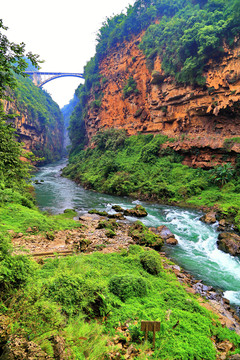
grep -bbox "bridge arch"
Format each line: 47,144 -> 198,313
24,71 -> 84,87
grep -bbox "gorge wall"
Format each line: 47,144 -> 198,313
85,33 -> 240,168
3,75 -> 64,164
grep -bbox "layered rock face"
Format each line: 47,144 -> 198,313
3,98 -> 64,163
85,34 -> 240,168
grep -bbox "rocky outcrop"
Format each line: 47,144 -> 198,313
3,90 -> 64,164
200,211 -> 217,224
217,232 -> 240,256
84,34 -> 240,168
150,225 -> 178,245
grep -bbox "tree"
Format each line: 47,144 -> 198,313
0,19 -> 40,99
0,19 -> 40,190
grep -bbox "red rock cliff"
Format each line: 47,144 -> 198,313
85,33 -> 240,168
3,98 -> 64,163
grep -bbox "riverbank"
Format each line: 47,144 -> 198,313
63,131 -> 240,232
12,212 -> 240,340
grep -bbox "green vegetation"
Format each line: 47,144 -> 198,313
67,0 -> 240,150
122,75 -> 139,98
1,243 -> 240,358
0,201 -> 81,238
11,72 -> 64,163
129,221 -> 164,249
64,130 -> 240,230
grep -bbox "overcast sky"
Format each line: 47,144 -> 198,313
1,0 -> 135,108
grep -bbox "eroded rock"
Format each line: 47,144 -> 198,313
217,232 -> 240,256
200,211 -> 217,224
150,225 -> 178,245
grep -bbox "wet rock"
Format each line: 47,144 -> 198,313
88,209 -> 108,217
217,232 -> 240,256
112,205 -> 124,212
123,205 -> 148,217
217,219 -> 233,232
156,225 -> 174,239
151,225 -> 178,245
108,213 -> 125,220
229,355 -> 240,360
166,237 -> 178,245
200,211 -> 217,224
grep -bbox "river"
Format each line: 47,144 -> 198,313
33,159 -> 240,308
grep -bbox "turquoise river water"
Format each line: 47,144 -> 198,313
33,159 -> 240,308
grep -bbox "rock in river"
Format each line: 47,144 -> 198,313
217,232 -> 240,256
200,211 -> 217,224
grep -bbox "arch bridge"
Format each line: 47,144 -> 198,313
24,71 -> 84,87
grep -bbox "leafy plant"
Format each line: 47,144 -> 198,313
140,249 -> 163,275
209,163 -> 234,186
122,76 -> 139,98
109,274 -> 148,301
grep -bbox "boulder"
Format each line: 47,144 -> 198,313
217,232 -> 240,256
112,205 -> 124,212
150,225 -> 178,245
217,218 -> 233,232
200,211 -> 217,224
229,355 -> 240,360
108,213 -> 125,220
166,237 -> 178,245
123,205 -> 148,217
128,221 -> 164,250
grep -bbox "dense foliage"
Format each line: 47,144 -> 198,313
68,0 -> 240,151
0,20 -> 39,100
64,130 -> 240,230
1,244 -> 240,358
12,73 -> 64,163
0,21 -> 39,195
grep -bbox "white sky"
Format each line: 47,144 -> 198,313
1,0 -> 135,108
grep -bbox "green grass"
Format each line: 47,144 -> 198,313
0,202 -> 81,237
2,246 -> 239,359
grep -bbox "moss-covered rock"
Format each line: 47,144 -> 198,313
88,209 -> 108,216
97,219 -> 118,231
123,205 -> 148,217
128,221 -> 164,250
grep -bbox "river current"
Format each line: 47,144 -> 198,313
33,159 -> 240,307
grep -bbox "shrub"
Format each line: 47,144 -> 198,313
140,250 -> 162,275
122,76 -> 139,99
109,274 -> 148,301
105,229 -> 116,238
209,163 -> 234,186
129,221 -> 164,250
0,236 -> 36,295
47,273 -> 106,317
